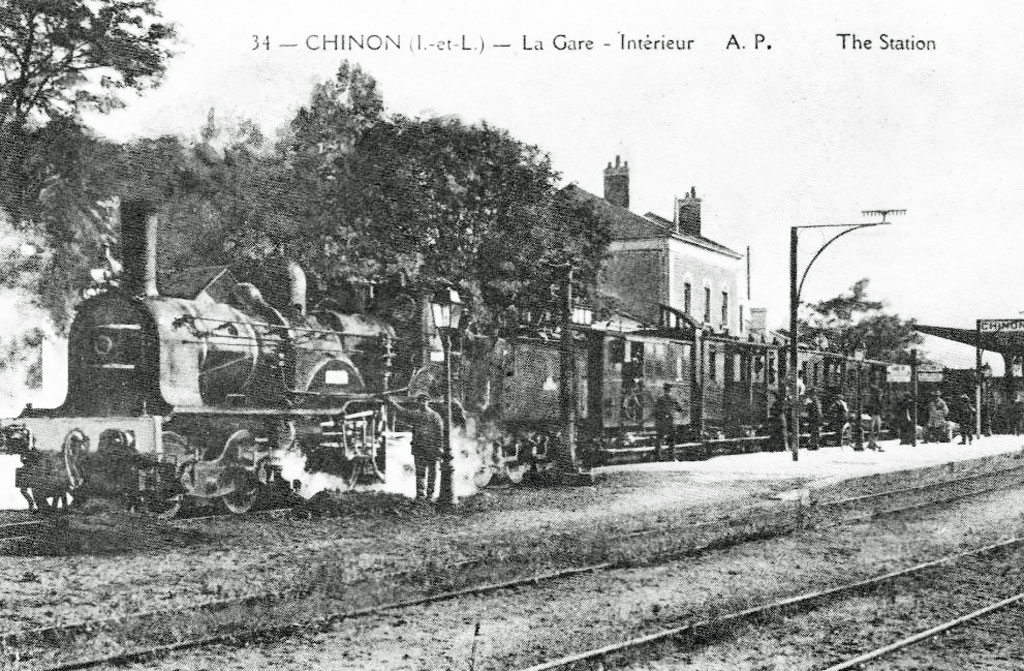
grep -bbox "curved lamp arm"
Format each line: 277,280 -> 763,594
797,224 -> 883,301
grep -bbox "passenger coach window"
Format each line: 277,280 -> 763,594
609,339 -> 625,364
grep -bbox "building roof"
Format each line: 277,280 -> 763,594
642,212 -> 743,259
917,323 -> 1024,355
563,185 -> 741,258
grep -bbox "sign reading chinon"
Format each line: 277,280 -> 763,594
978,319 -> 1024,333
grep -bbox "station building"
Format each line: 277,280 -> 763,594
568,156 -> 760,337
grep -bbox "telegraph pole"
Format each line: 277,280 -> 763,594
911,348 -> 918,447
789,228 -> 800,461
560,264 -> 579,474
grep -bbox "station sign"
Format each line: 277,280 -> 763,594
918,366 -> 944,383
886,364 -> 911,383
979,319 -> 1024,333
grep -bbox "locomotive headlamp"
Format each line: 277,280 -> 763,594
430,286 -> 463,331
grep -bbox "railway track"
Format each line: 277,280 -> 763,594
171,506 -> 294,524
519,536 -> 1024,671
822,593 -> 1024,671
0,518 -> 63,552
5,463 -> 1024,671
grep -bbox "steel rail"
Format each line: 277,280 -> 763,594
8,465 -> 1023,670
516,536 -> 1024,671
820,592 -> 1024,671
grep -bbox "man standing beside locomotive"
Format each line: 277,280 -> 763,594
653,383 -> 683,461
384,392 -> 443,501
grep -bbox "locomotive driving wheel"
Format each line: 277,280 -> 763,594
222,487 -> 257,514
142,431 -> 189,519
502,460 -> 530,485
220,430 -> 258,514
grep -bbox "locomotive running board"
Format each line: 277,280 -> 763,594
172,404 -> 379,417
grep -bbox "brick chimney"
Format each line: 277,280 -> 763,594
603,155 -> 629,208
674,187 -> 702,237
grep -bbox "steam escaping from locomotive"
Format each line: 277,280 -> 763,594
0,216 -> 66,417
0,215 -> 70,510
278,427 -> 486,501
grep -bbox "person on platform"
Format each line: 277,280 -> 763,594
1012,393 -> 1024,437
865,384 -> 884,452
653,383 -> 682,461
769,391 -> 790,453
897,393 -> 916,445
925,390 -> 950,443
955,393 -> 976,445
385,392 -> 443,501
830,392 -> 851,447
805,388 -> 823,451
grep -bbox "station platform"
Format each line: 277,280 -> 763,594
599,434 -> 1024,486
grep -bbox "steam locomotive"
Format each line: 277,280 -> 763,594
14,200 -> 395,516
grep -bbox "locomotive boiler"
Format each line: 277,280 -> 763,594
16,200 -> 393,516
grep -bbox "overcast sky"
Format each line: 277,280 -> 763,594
84,0 -> 1024,368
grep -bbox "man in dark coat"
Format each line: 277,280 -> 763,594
386,392 -> 444,500
896,393 -> 916,445
653,383 -> 682,461
805,389 -> 823,451
1012,393 -> 1024,437
769,391 -> 789,453
865,384 -> 884,452
955,394 -> 976,445
830,393 -> 850,447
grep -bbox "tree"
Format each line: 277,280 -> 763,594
0,0 -> 176,222
276,64 -> 609,333
0,0 -> 175,137
800,278 -> 922,363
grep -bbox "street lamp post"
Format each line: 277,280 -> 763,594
430,286 -> 464,508
558,263 -> 594,479
788,211 -> 901,461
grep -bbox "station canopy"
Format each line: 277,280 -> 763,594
916,319 -> 1024,356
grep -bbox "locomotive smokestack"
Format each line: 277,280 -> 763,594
120,199 -> 159,297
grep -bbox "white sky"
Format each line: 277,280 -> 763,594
84,0 -> 1024,369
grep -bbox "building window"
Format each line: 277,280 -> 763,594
721,292 -> 729,327
704,287 -> 711,323
708,348 -> 717,381
684,283 -> 692,315
739,305 -> 744,333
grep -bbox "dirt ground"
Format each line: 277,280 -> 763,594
0,468 -> 802,632
99,478 -> 1024,670
2,442 -> 1022,670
